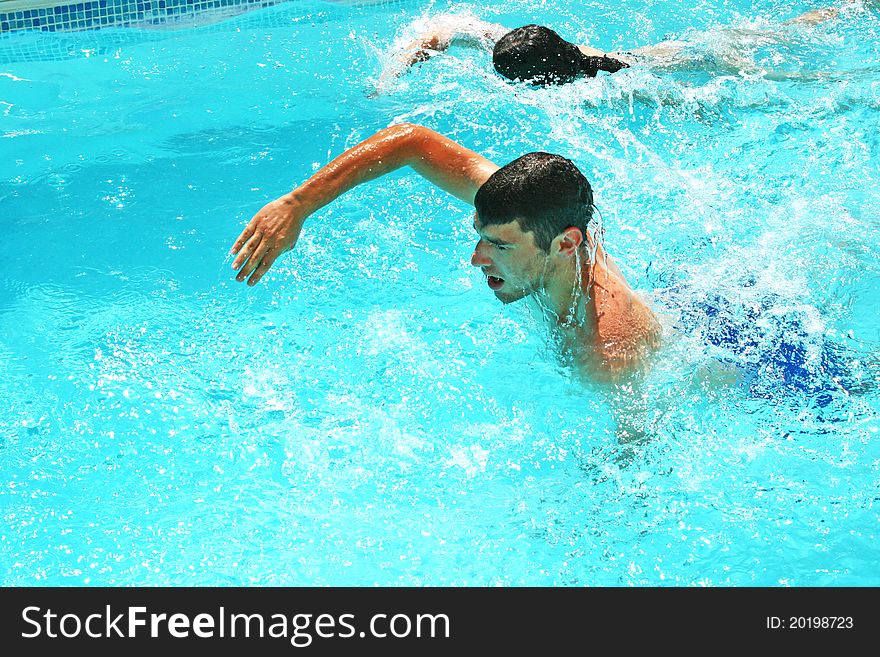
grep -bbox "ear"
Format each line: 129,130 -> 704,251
553,227 -> 584,257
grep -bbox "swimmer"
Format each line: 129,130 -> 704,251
230,123 -> 661,389
375,1 -> 866,89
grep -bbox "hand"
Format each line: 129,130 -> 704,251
372,64 -> 406,97
230,194 -> 305,286
372,47 -> 437,96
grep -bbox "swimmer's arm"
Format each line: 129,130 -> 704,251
399,16 -> 508,62
784,1 -> 857,26
609,386 -> 651,445
231,123 -> 499,286
626,40 -> 693,70
597,324 -> 662,444
758,68 -> 836,82
377,16 -> 508,89
591,372 -> 654,445
628,44 -> 835,80
784,8 -> 840,25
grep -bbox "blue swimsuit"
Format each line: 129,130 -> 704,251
655,285 -> 862,407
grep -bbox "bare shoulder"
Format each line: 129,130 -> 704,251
576,44 -> 605,57
591,267 -> 661,372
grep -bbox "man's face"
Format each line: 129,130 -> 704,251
470,213 -> 548,304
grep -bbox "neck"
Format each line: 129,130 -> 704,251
534,245 -> 601,331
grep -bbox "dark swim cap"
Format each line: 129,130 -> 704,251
492,24 -> 628,85
493,25 -> 588,85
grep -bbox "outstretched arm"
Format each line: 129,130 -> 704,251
376,15 -> 509,91
230,123 -> 499,286
784,0 -> 859,25
629,1 -> 861,74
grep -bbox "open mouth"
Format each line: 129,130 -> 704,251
486,275 -> 505,291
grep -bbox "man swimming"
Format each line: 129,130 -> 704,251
230,123 -> 660,382
376,1 -> 865,88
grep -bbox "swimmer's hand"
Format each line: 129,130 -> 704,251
372,48 -> 433,96
230,193 -> 305,286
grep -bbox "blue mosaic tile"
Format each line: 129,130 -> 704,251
0,0 -> 297,34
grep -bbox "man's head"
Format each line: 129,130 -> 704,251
471,152 -> 594,303
492,24 -> 594,85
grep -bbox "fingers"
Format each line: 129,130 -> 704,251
232,229 -> 262,272
229,197 -> 299,286
230,220 -> 257,258
246,248 -> 281,287
234,232 -> 271,284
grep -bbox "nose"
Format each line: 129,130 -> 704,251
470,238 -> 492,268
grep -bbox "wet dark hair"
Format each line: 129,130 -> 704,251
474,152 -> 594,252
493,24 -> 600,85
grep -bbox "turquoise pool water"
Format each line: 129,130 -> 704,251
1,0 -> 878,586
